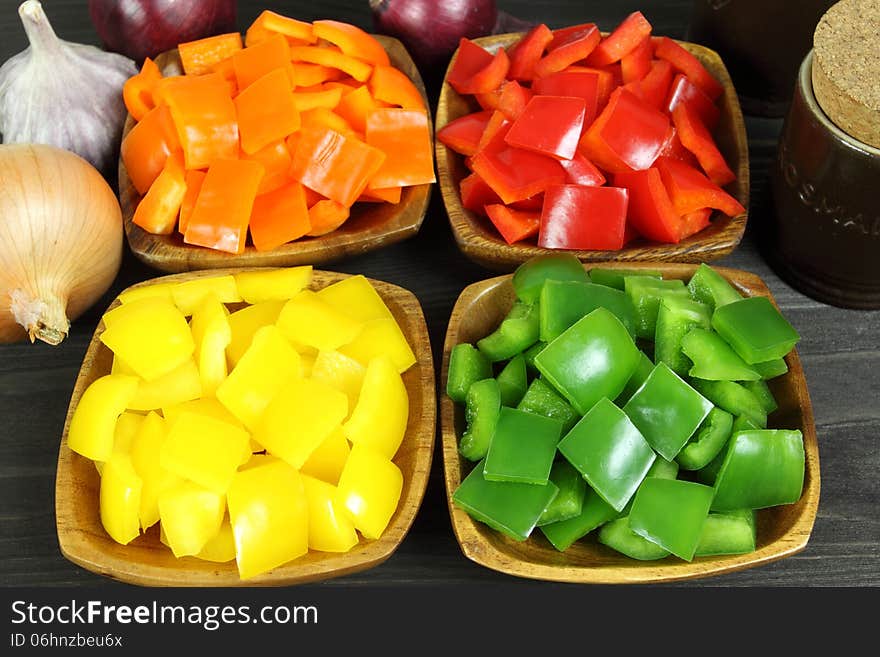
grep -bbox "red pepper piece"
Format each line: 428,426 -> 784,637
509,193 -> 544,212
654,37 -> 724,101
613,168 -> 682,243
485,203 -> 541,244
508,23 -> 554,81
636,59 -> 675,109
580,87 -> 671,174
437,110 -> 493,156
505,95 -> 586,160
447,38 -> 494,93
531,69 -> 600,127
565,65 -> 617,111
658,128 -> 699,167
548,23 -> 597,50
558,146 -> 606,187
476,110 -> 510,152
679,207 -> 713,240
476,80 -> 533,120
587,11 -> 653,67
655,156 -> 745,217
666,74 -> 720,129
533,24 -> 601,78
671,102 -> 735,186
464,48 -> 510,95
621,37 -> 653,84
460,172 -> 502,215
538,184 -> 629,250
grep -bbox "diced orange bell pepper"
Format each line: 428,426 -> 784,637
178,32 -> 243,76
209,57 -> 239,96
289,62 -> 344,87
242,140 -> 293,196
334,84 -> 379,133
365,108 -> 435,189
133,152 -> 187,235
369,64 -> 425,110
233,34 -> 291,92
121,103 -> 182,195
307,199 -> 350,236
291,86 -> 344,113
178,170 -> 206,236
359,186 -> 402,204
246,9 -> 316,47
184,159 -> 265,254
289,125 -> 386,207
300,108 -> 354,136
289,45 -> 373,83
312,19 -> 390,67
249,182 -> 312,251
234,67 -> 301,155
123,57 -> 162,122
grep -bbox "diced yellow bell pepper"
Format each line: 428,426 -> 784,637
160,411 -> 251,494
130,411 -> 183,530
336,443 -> 403,540
100,297 -> 195,382
100,452 -> 143,545
301,474 -> 359,553
240,453 -> 280,471
343,355 -> 408,459
117,282 -> 176,305
95,411 -> 144,476
276,290 -> 363,352
339,317 -> 416,373
254,377 -> 348,469
158,480 -> 226,557
68,374 -> 139,462
196,516 -> 237,563
300,426 -> 350,485
300,351 -> 316,378
127,359 -> 203,411
171,275 -> 242,316
227,458 -> 309,579
310,350 -> 365,416
216,325 -> 302,430
226,300 -> 285,368
162,397 -> 258,460
316,274 -> 394,322
110,354 -> 137,376
234,266 -> 313,304
190,294 -> 232,397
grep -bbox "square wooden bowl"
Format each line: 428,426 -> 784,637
435,33 -> 750,272
120,35 -> 432,274
55,268 -> 436,586
441,262 -> 819,584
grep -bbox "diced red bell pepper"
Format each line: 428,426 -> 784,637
485,203 -> 541,244
654,156 -> 745,217
538,184 -> 629,250
476,110 -> 510,152
531,70 -> 600,127
510,193 -> 544,212
437,110 -> 493,156
666,74 -> 720,129
447,39 -> 509,95
548,23 -> 597,50
558,146 -> 606,187
476,80 -> 533,121
671,102 -> 735,186
679,207 -> 712,240
636,59 -> 675,109
613,168 -> 681,243
586,12 -> 653,67
465,48 -> 510,95
505,95 -> 586,160
508,23 -> 555,81
658,128 -> 699,167
460,172 -> 502,215
533,24 -> 601,78
653,37 -> 724,101
621,37 -> 653,84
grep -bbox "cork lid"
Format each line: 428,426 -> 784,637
812,0 -> 880,148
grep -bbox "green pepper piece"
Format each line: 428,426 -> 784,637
496,354 -> 528,407
589,267 -> 662,290
522,340 -> 547,372
540,487 -> 618,551
712,429 -> 805,511
695,415 -> 760,485
741,379 -> 778,414
753,357 -> 789,380
539,280 -> 637,342
483,407 -> 563,484
477,301 -> 541,362
535,307 -> 641,415
680,327 -> 761,381
512,253 -> 589,304
654,296 -> 712,376
624,275 -> 690,340
614,350 -> 655,406
446,342 -> 492,403
618,455 -> 680,516
687,262 -> 743,312
689,378 -> 768,428
516,377 -> 580,434
676,407 -> 734,471
558,398 -> 656,512
629,478 -> 715,561
694,510 -> 757,556
452,461 -> 559,541
537,460 -> 587,526
598,516 -> 671,561
459,378 -> 501,462
623,362 -> 714,461
711,296 -> 801,364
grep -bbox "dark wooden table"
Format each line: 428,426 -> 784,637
1,0 -> 877,590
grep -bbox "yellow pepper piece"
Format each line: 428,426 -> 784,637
301,474 -> 359,553
196,516 -> 237,563
117,282 -> 175,305
234,266 -> 313,304
343,355 -> 408,459
339,317 -> 416,373
226,300 -> 285,368
100,297 -> 195,382
276,290 -> 363,352
68,374 -> 139,462
300,351 -> 317,378
254,377 -> 348,469
336,443 -> 403,540
171,275 -> 242,316
227,458 -> 309,579
160,411 -> 251,494
130,411 -> 183,530
127,358 -> 203,411
100,452 -> 143,545
316,274 -> 394,322
190,294 -> 232,397
94,411 -> 144,476
162,397 -> 258,459
158,480 -> 226,557
110,354 -> 137,376
216,325 -> 302,431
310,350 -> 365,416
240,453 -> 280,471
300,426 -> 350,485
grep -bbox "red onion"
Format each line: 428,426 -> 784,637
88,0 -> 237,64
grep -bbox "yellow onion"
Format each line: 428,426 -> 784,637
0,144 -> 122,345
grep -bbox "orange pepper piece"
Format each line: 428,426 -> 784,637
312,20 -> 390,67
335,84 -> 381,133
234,67 -> 301,155
249,182 -> 312,251
291,86 -> 344,113
368,65 -> 425,110
359,186 -> 402,204
121,103 -> 182,195
307,199 -> 350,236
289,62 -> 344,87
365,108 -> 436,189
178,33 -> 243,76
209,56 -> 239,95
289,125 -> 386,208
289,45 -> 373,83
123,57 -> 162,122
133,153 -> 187,235
178,169 -> 206,235
184,159 -> 265,254
246,10 -> 316,47
233,34 -> 291,92
300,108 -> 354,136
243,140 -> 294,196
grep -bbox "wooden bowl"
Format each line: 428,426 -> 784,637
56,268 -> 436,586
435,34 -> 750,272
441,262 -> 819,584
120,35 -> 433,274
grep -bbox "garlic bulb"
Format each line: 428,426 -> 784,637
0,0 -> 138,177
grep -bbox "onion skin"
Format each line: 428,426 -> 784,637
0,144 -> 122,346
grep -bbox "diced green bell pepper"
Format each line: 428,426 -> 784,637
523,340 -> 547,372
496,353 -> 528,407
598,516 -> 671,561
512,253 -> 589,304
694,509 -> 757,556
447,342 -> 492,403
614,349 -> 655,406
695,415 -> 760,485
624,275 -> 690,340
742,378 -> 778,415
477,301 -> 541,362
680,327 -> 761,381
687,262 -> 742,312
589,267 -> 662,290
516,377 -> 580,434
537,459 -> 587,526
654,296 -> 712,376
711,296 -> 800,364
483,407 -> 562,484
539,280 -> 636,341
459,377 -> 501,462
540,487 -> 618,551
753,357 -> 788,380
689,378 -> 768,428
676,407 -> 734,471
618,454 -> 680,516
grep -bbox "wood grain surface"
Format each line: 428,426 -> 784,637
0,0 -> 877,590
